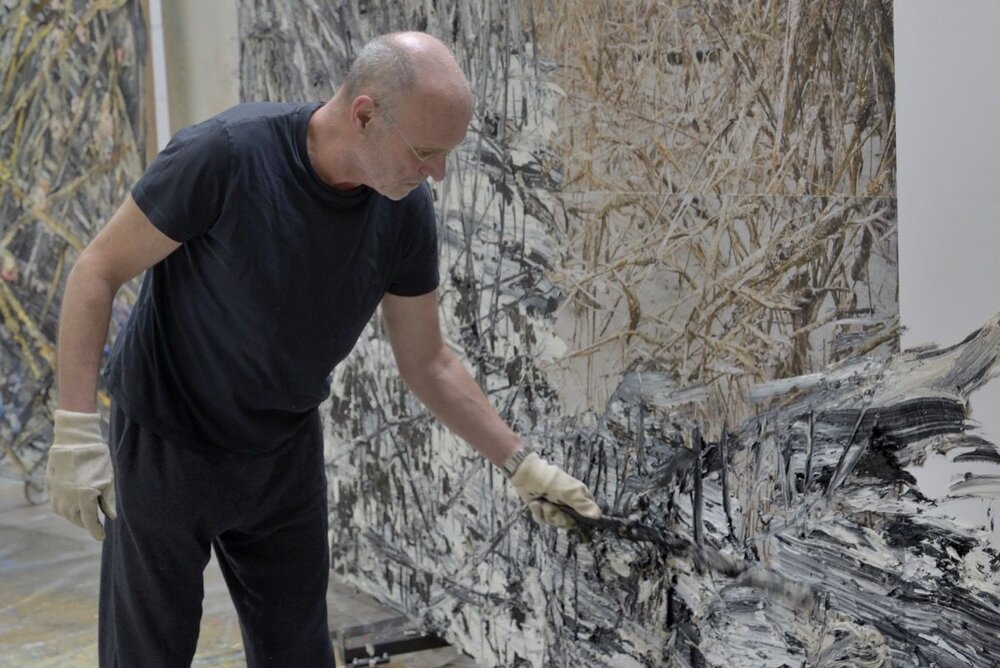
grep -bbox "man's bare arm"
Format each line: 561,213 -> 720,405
58,194 -> 180,410
380,291 -> 522,467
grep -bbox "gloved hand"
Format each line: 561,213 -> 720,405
508,452 -> 601,528
45,410 -> 117,540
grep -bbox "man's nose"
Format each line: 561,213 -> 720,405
420,154 -> 448,181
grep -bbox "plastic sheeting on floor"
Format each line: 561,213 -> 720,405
0,478 -> 476,667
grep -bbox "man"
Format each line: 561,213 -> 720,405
45,31 -> 600,668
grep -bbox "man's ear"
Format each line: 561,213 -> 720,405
351,95 -> 376,130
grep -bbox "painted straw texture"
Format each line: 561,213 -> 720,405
0,0 -> 146,492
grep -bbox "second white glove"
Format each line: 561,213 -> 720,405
45,410 -> 117,541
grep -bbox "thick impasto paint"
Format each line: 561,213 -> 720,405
8,1 -> 998,666
233,2 -> 991,667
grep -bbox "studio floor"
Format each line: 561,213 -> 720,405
0,477 -> 478,667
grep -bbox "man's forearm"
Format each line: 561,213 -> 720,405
57,257 -> 117,412
399,346 -> 523,468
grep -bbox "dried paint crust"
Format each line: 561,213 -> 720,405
327,314 -> 1000,667
227,0 -> 947,666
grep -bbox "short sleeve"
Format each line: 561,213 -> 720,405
131,119 -> 232,242
386,184 -> 440,296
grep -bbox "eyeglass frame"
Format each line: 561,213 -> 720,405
373,99 -> 451,164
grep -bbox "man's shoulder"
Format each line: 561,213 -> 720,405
212,101 -> 316,126
168,103 -> 310,149
195,102 -> 320,161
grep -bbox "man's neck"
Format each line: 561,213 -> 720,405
307,101 -> 363,189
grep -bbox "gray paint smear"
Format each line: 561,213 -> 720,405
327,314 -> 1000,667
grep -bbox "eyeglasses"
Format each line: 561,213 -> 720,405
373,99 -> 449,164
390,123 -> 448,164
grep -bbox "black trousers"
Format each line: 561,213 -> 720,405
99,404 -> 334,668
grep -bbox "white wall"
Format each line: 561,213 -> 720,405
160,0 -> 241,134
895,1 -> 1000,539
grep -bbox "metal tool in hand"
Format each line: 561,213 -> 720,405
546,500 -> 815,609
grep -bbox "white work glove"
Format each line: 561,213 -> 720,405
45,410 -> 117,540
508,452 -> 601,528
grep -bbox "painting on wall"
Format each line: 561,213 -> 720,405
233,2 -> 1000,667
0,0 -> 147,500
4,0 -> 996,665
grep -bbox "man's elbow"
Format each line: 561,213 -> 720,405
395,343 -> 454,392
67,259 -> 119,303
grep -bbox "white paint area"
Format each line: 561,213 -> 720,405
895,1 -> 1000,547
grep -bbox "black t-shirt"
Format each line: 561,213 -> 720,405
103,102 -> 439,453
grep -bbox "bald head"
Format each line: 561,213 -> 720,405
310,32 -> 473,196
341,32 -> 472,120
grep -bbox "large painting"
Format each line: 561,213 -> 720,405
0,0 -> 147,499
9,0 -> 997,665
232,2 -> 997,667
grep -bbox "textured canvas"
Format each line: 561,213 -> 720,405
0,0 -> 146,496
229,2 -> 998,667
11,1 -> 997,666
